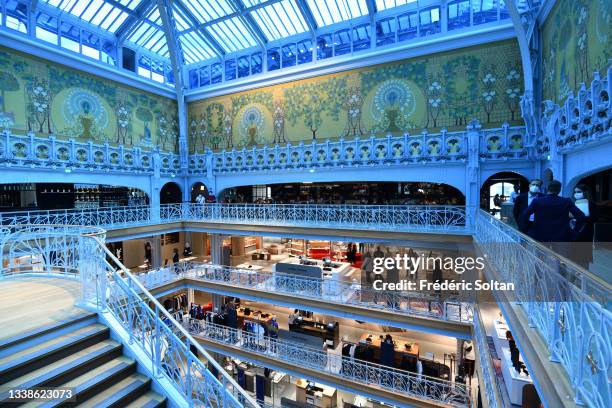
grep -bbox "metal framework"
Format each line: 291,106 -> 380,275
0,203 -> 473,235
474,210 -> 611,407
0,224 -> 260,408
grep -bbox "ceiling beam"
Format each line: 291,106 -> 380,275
116,0 -> 157,43
364,0 -> 377,15
173,1 -> 226,57
228,0 -> 267,48
295,0 -> 318,36
178,0 -> 284,35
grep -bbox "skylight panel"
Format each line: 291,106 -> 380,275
182,0 -> 235,24
249,0 -> 308,41
43,0 -> 138,33
180,31 -> 216,64
206,17 -> 257,52
375,0 -> 417,11
306,0 -> 368,27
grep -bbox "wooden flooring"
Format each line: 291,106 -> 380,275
0,277 -> 84,342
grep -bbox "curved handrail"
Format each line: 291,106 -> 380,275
93,236 -> 261,408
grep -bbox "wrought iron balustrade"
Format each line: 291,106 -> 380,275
179,203 -> 472,233
188,125 -> 528,175
0,131 -> 182,175
184,317 -> 470,407
473,305 -> 500,408
0,225 -> 260,408
540,64 -> 611,155
137,262 -> 474,324
0,203 -> 473,234
474,210 -> 611,407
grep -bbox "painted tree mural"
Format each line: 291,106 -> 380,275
283,77 -> 346,140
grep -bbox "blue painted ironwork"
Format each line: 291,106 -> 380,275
474,210 -> 611,407
188,125 -> 528,174
0,130 -> 182,176
184,317 -> 471,407
137,261 -> 474,323
0,203 -> 473,234
0,225 -> 261,408
473,304 -> 501,408
539,64 -> 611,156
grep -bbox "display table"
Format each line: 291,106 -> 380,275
493,319 -> 510,351
296,379 -> 337,408
237,307 -> 273,326
236,263 -> 264,272
359,333 -> 419,365
290,316 -> 339,347
500,345 -> 533,405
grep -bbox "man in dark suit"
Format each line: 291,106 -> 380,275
513,179 -> 544,233
521,180 -> 585,244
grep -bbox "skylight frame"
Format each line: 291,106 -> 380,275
42,0 -> 141,34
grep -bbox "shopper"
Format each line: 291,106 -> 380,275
346,242 -> 355,263
380,334 -> 395,368
183,242 -> 192,257
373,246 -> 384,260
509,184 -> 520,203
513,179 -> 544,233
521,180 -> 586,253
361,252 -> 374,284
144,241 -> 152,266
172,248 -> 180,274
570,184 -> 597,268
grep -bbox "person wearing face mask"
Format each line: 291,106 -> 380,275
521,180 -> 586,255
513,179 -> 544,233
570,184 -> 597,268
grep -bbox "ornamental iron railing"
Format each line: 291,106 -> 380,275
474,210 -> 611,407
0,225 -> 260,408
136,262 -> 474,324
188,125 -> 528,175
473,305 -> 501,408
184,317 -> 470,407
540,63 -> 611,155
0,203 -> 473,234
0,131 -> 182,175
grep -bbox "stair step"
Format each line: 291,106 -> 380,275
20,356 -> 138,408
74,373 -> 151,408
0,339 -> 123,402
0,312 -> 97,353
0,324 -> 109,384
124,391 -> 167,408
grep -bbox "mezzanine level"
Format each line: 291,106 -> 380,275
139,262 -> 473,339
0,203 -> 475,242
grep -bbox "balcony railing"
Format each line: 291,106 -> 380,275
540,63 -> 611,155
473,210 -> 611,407
189,125 -> 529,175
137,262 -> 474,324
184,317 -> 470,407
0,131 -> 182,175
0,203 -> 473,234
0,224 -> 260,408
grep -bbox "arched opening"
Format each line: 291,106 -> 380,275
219,181 -> 465,205
574,166 -> 612,234
160,182 -> 182,204
480,172 -> 529,217
191,182 -> 208,202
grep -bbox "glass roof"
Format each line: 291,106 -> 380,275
126,6 -> 168,57
43,0 -> 141,32
21,0 -> 516,87
247,0 -> 309,41
375,0 -> 418,11
306,0 -> 369,27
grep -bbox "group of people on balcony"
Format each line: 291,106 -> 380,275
512,179 -> 595,267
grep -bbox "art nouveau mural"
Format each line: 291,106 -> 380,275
188,41 -> 524,151
542,0 -> 612,103
0,47 -> 179,152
